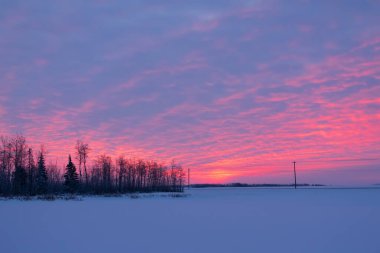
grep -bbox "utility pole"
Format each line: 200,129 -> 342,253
293,161 -> 297,189
188,168 -> 190,189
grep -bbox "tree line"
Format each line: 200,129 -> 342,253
0,135 -> 185,196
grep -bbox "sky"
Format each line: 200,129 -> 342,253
0,0 -> 379,185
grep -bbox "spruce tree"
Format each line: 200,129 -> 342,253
36,152 -> 48,194
64,155 -> 79,193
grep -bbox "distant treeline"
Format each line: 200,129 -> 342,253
191,183 -> 325,188
0,135 -> 185,196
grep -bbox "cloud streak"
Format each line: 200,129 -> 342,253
0,0 -> 379,184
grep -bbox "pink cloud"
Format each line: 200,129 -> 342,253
34,58 -> 49,67
0,106 -> 5,116
191,19 -> 219,32
298,24 -> 313,33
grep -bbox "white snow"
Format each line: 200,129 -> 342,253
1,187 -> 379,253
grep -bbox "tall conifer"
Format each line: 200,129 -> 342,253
36,152 -> 48,194
64,155 -> 79,193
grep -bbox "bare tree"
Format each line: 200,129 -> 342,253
26,148 -> 36,195
82,142 -> 89,185
91,155 -> 113,193
117,156 -> 127,192
12,135 -> 27,170
75,140 -> 90,185
0,136 -> 12,194
75,140 -> 83,183
12,135 -> 28,195
47,161 -> 62,193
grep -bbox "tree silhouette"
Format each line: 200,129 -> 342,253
12,135 -> 28,195
64,155 -> 79,193
13,166 -> 27,195
36,152 -> 48,194
75,140 -> 90,185
27,148 -> 36,195
1,135 -> 185,197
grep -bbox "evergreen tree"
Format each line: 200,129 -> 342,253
36,152 -> 48,194
64,155 -> 79,193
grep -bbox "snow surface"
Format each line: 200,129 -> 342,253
1,187 -> 379,253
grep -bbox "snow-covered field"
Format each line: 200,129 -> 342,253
1,187 -> 379,253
